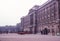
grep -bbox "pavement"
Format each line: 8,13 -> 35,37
0,33 -> 60,41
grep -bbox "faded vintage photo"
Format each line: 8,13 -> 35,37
0,0 -> 60,41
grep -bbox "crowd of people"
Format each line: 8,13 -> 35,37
41,28 -> 50,35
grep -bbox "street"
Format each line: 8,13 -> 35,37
0,33 -> 60,41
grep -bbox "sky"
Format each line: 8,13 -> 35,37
0,0 -> 48,26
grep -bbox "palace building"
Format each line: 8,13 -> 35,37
37,0 -> 60,35
21,0 -> 60,35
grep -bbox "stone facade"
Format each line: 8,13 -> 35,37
21,5 -> 40,34
21,0 -> 60,35
37,0 -> 60,35
21,15 -> 30,32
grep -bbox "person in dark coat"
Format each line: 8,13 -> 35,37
44,28 -> 48,35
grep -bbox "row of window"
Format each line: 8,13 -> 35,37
37,3 -> 58,25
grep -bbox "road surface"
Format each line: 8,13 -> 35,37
0,33 -> 60,41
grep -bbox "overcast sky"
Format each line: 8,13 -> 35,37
0,0 -> 48,26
